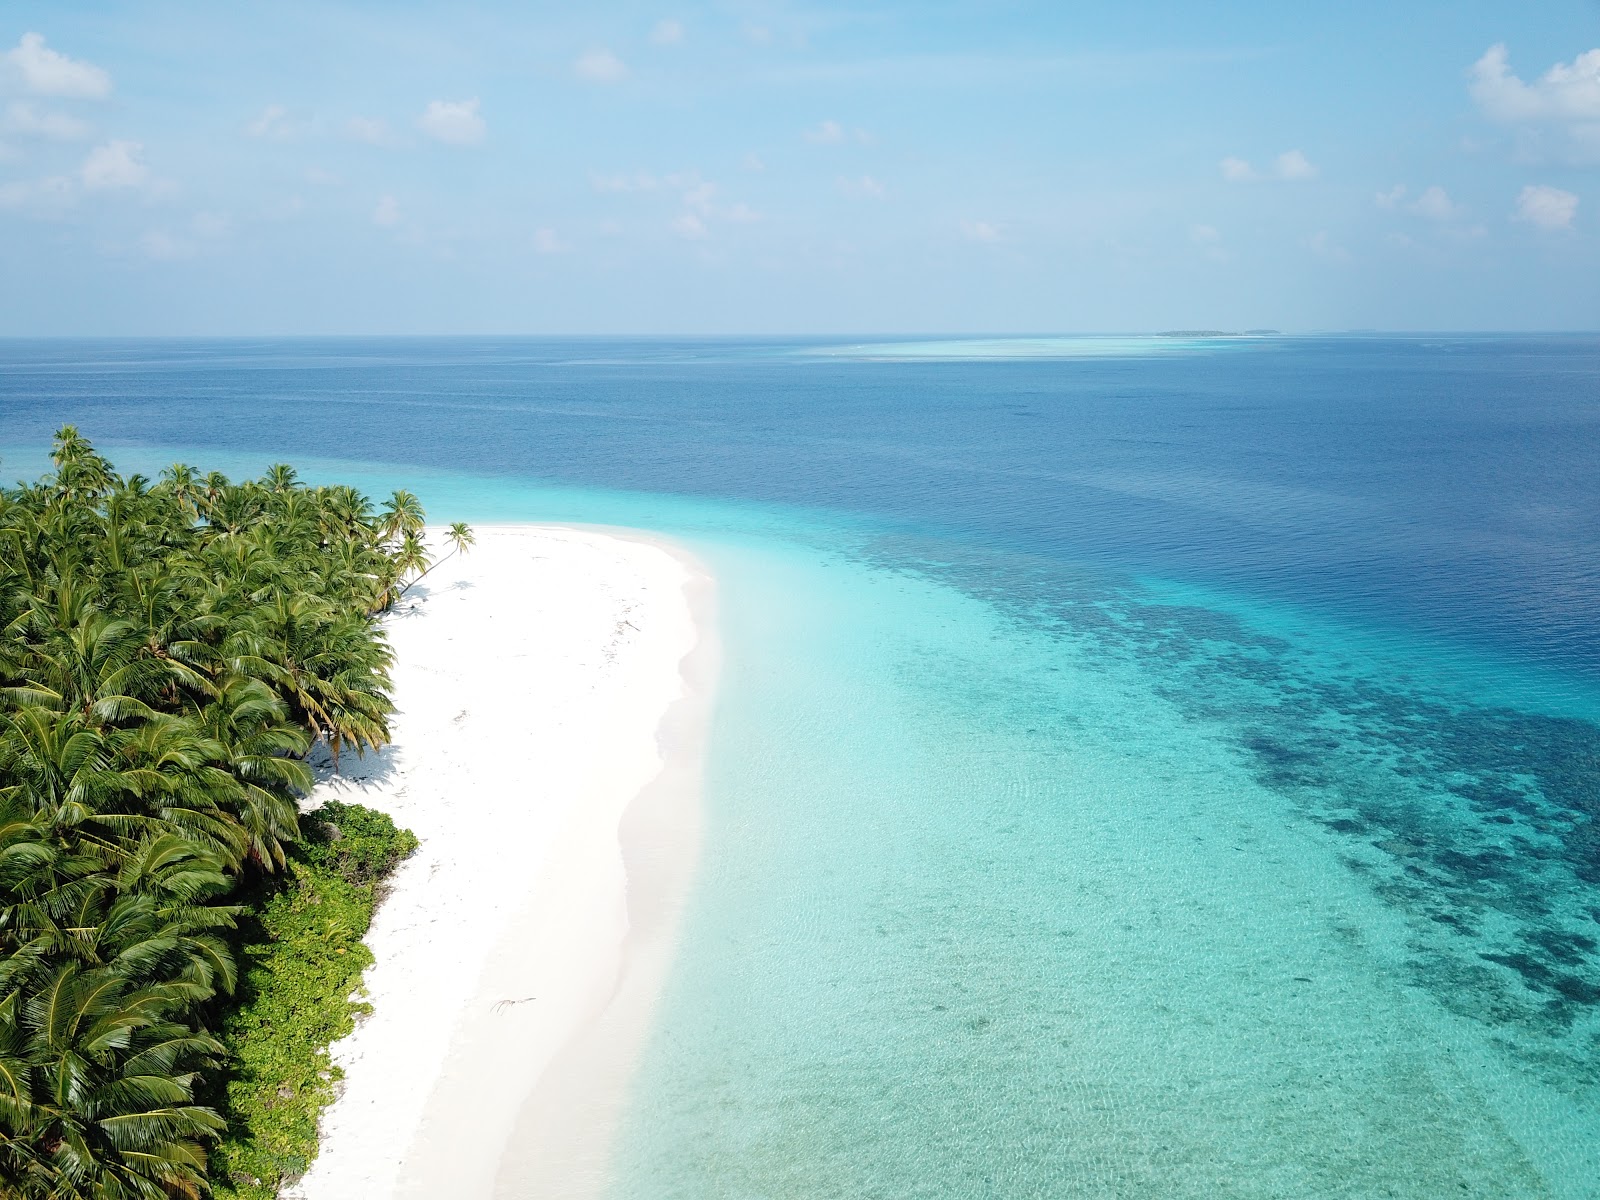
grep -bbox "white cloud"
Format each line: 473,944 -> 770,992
140,230 -> 193,260
803,119 -> 871,145
138,219 -> 229,260
650,19 -> 684,46
592,170 -> 660,192
373,195 -> 402,227
592,168 -> 711,195
1308,231 -> 1349,261
682,179 -> 716,213
246,104 -> 294,140
417,99 -> 485,146
80,140 -> 148,190
1471,45 -> 1600,162
1377,184 -> 1461,221
346,116 -> 397,146
1220,156 -> 1256,182
743,152 -> 766,172
263,195 -> 304,220
597,168 -> 753,235
838,174 -> 885,198
1410,185 -> 1457,221
191,211 -> 230,238
1222,151 -> 1317,183
3,101 -> 89,140
962,219 -> 1000,243
671,212 -> 707,239
1470,44 -> 1600,124
532,227 -> 567,254
575,49 -> 629,83
0,173 -> 74,214
3,33 -> 111,99
1274,149 -> 1317,180
1514,183 -> 1578,230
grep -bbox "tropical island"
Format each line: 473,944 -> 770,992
0,428 -> 710,1199
0,428 -> 467,1196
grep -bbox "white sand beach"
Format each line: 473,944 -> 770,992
285,525 -> 714,1200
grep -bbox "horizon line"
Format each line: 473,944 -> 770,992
1,329 -> 1597,341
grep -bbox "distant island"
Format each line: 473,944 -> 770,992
1157,329 -> 1282,337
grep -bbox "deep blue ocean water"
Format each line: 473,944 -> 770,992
2,334 -> 1598,1197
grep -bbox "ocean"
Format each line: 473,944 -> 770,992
2,333 -> 1597,1197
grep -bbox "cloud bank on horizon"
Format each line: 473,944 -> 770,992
0,1 -> 1594,334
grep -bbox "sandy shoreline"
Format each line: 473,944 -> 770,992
285,524 -> 714,1200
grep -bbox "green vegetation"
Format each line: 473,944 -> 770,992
0,428 -> 462,1198
210,803 -> 417,1199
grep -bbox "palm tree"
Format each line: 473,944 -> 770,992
0,428 -> 453,1195
378,490 -> 424,546
317,486 -> 375,545
396,522 -> 475,600
198,472 -> 230,523
48,427 -> 114,504
0,812 -> 236,1199
387,531 -> 431,602
262,464 -> 298,495
159,464 -> 202,520
0,960 -> 227,1199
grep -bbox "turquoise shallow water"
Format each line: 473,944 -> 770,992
4,333 -> 1599,1197
6,444 -> 1596,1197
615,535 -> 1599,1199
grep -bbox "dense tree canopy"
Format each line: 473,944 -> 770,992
0,429 -> 450,1197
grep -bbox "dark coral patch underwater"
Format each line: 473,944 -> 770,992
860,533 -> 1600,1083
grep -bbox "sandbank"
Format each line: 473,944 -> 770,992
285,524 -> 714,1200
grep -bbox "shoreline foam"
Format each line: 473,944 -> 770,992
285,524 -> 713,1200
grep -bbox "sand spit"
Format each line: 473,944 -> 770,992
285,525 -> 711,1200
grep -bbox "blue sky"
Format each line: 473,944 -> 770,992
0,1 -> 1596,334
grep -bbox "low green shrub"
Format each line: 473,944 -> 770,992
210,802 -> 418,1199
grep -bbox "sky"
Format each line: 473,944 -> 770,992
0,1 -> 1597,334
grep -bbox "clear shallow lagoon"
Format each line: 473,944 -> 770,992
794,334 -> 1251,360
3,334 -> 1598,1197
